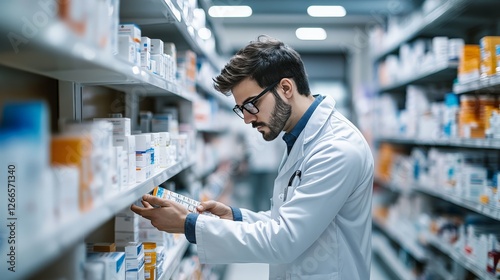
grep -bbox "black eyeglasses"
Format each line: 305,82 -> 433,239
233,80 -> 280,119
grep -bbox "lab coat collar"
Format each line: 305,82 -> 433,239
278,95 -> 336,174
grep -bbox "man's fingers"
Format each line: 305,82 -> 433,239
142,194 -> 170,207
130,204 -> 145,216
141,199 -> 153,208
198,200 -> 217,212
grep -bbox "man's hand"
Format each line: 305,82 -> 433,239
130,194 -> 189,233
197,200 -> 233,220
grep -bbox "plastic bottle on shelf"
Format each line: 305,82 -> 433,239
458,94 -> 481,138
443,93 -> 459,138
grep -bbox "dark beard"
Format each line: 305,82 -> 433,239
263,91 -> 291,141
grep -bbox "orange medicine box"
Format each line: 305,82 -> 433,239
51,135 -> 94,212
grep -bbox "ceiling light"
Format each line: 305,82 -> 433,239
208,6 -> 252,18
295,28 -> 327,40
198,27 -> 212,40
307,5 -> 346,17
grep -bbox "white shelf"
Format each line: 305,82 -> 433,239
20,158 -> 194,280
379,61 -> 458,92
378,137 -> 500,149
415,185 -> 500,222
424,233 -> 497,280
119,0 -> 224,70
158,238 -> 190,280
372,233 -> 416,280
373,218 -> 428,262
371,0 -> 467,61
0,3 -> 191,100
197,81 -> 234,110
453,74 -> 500,94
379,178 -> 500,221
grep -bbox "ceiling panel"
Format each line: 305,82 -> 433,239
200,0 -> 423,54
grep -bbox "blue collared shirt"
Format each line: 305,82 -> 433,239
283,95 -> 324,154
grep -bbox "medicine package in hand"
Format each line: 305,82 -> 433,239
152,186 -> 219,218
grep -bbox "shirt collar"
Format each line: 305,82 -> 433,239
282,95 -> 324,154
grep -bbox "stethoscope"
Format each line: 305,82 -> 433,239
282,170 -> 302,202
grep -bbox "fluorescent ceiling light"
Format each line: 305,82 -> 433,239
208,5 -> 252,17
307,5 -> 346,17
295,28 -> 327,40
198,27 -> 212,40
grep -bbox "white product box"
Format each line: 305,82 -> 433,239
151,60 -> 157,75
94,118 -> 131,136
117,35 -> 135,64
136,166 -> 151,182
116,147 -> 128,188
115,215 -> 139,232
128,154 -> 136,185
150,39 -> 164,54
125,242 -> 144,259
113,135 -> 136,154
135,134 -> 152,152
135,152 -> 150,168
158,132 -> 171,146
51,166 -> 79,224
150,54 -> 165,78
86,252 -> 126,280
141,37 -> 151,52
162,53 -> 169,79
126,252 -> 145,270
115,231 -> 139,245
141,51 -> 151,71
119,23 -> 141,43
108,148 -> 120,195
126,263 -> 145,280
139,228 -> 168,245
159,147 -> 170,168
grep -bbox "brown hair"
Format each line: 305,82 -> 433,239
213,35 -> 311,96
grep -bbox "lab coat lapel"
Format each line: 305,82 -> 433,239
277,95 -> 335,177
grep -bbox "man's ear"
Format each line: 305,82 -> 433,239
281,79 -> 294,98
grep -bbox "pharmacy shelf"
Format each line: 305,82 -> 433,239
372,233 -> 416,280
379,178 -> 500,222
414,185 -> 500,222
378,137 -> 500,150
197,81 -> 234,111
119,0 -> 223,70
158,238 -> 190,280
21,158 -> 194,280
424,233 -> 497,280
371,0 -> 468,61
380,61 -> 458,93
373,218 -> 428,262
453,74 -> 500,95
375,178 -> 413,195
0,23 -> 187,100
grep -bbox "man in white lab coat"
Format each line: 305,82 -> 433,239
131,35 -> 374,280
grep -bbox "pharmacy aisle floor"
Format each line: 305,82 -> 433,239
222,254 -> 396,280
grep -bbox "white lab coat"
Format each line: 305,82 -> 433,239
195,95 -> 374,280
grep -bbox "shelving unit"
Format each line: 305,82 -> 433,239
372,218 -> 428,262
371,0 -> 468,60
380,61 -> 458,93
370,0 -> 500,278
424,233 -> 497,280
372,233 -> 416,280
379,137 -> 500,149
17,158 -> 194,280
0,1 -> 238,279
158,238 -> 191,280
453,74 -> 500,95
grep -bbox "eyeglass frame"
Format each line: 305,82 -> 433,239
232,79 -> 281,119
